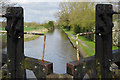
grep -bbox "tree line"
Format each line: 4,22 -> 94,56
55,2 -> 95,34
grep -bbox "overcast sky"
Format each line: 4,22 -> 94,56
18,2 -> 59,23
0,0 -> 119,23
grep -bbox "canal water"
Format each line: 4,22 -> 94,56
24,29 -> 77,77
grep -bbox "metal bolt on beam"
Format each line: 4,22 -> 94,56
98,62 -> 100,65
83,66 -> 85,69
8,60 -> 11,62
35,66 -> 37,69
8,73 -> 11,75
18,36 -> 21,39
99,33 -> 101,36
43,68 -> 45,71
75,68 -> 77,71
109,59 -> 111,62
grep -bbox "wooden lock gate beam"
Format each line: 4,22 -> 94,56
66,49 -> 120,78
2,53 -> 53,79
2,49 -> 120,79
1,7 -> 53,79
67,4 -> 120,79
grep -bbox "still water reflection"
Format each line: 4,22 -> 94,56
24,29 -> 77,74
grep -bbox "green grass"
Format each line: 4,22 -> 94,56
0,27 -> 5,31
24,35 -> 40,41
0,26 -> 45,31
79,43 -> 95,56
24,26 -> 45,31
78,36 -> 95,49
1,26 -> 47,42
63,28 -> 119,57
112,46 -> 119,50
78,35 -> 119,56
63,29 -> 76,35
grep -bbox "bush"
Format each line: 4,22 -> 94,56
43,21 -> 54,30
63,26 -> 71,31
73,25 -> 80,34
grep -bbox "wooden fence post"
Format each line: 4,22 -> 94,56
95,4 -> 114,78
5,7 -> 25,79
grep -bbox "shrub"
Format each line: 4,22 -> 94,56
73,25 -> 80,34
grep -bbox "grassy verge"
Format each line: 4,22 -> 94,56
24,35 -> 40,42
24,26 -> 48,41
24,26 -> 45,31
63,29 -> 76,46
0,27 -> 5,31
63,28 -> 119,57
0,26 -> 48,42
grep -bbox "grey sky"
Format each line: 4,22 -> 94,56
19,2 -> 59,23
0,0 -> 118,23
13,0 -> 118,23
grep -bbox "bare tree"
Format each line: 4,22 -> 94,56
0,0 -> 17,14
0,0 -> 17,26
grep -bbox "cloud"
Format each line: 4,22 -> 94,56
10,0 -> 63,4
9,0 -> 118,23
10,0 -> 119,4
17,2 -> 59,23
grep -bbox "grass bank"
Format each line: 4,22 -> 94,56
0,26 -> 48,42
24,26 -> 48,41
63,29 -> 119,57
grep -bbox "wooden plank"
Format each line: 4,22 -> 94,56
25,56 -> 53,76
2,54 -> 53,79
67,56 -> 95,79
95,4 -> 114,78
5,7 -> 25,79
3,48 -> 120,78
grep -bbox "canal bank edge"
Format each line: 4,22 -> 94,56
62,29 -> 88,58
62,30 -> 76,49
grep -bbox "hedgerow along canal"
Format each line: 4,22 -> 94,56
24,29 -> 77,76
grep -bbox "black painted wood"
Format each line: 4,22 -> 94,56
5,7 -> 25,79
95,4 -> 114,78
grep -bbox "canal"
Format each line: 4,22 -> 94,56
24,29 -> 77,77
